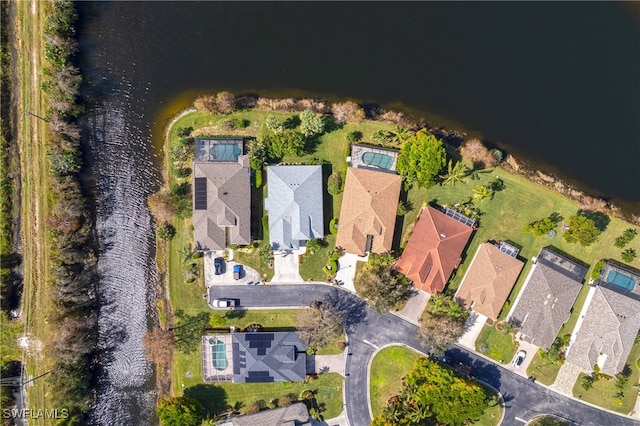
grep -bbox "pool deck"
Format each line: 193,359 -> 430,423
195,137 -> 244,162
598,262 -> 640,299
202,334 -> 234,382
349,143 -> 399,172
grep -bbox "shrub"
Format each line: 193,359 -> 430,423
563,214 -> 601,246
345,131 -> 363,143
331,101 -> 365,124
170,182 -> 190,197
176,126 -> 193,138
373,129 -> 392,146
329,218 -> 338,235
235,118 -> 249,129
173,167 -> 192,178
622,248 -> 637,263
194,95 -> 216,112
254,168 -> 263,188
219,119 -> 235,131
397,200 -> 407,216
491,149 -> 503,164
246,403 -> 260,415
157,223 -> 176,241
262,214 -> 269,231
591,260 -> 605,280
278,395 -> 293,408
523,217 -> 557,236
215,91 -> 236,114
327,173 -> 342,195
461,138 -> 497,169
264,116 -> 284,134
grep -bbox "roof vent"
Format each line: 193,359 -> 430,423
440,233 -> 446,238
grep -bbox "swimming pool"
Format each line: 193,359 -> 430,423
362,152 -> 393,170
210,143 -> 241,161
606,270 -> 636,291
209,337 -> 229,370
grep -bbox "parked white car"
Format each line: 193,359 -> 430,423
512,350 -> 526,368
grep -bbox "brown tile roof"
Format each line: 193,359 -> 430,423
455,243 -> 524,321
566,284 -> 640,376
335,167 -> 401,256
508,248 -> 585,350
192,160 -> 251,250
395,206 -> 473,294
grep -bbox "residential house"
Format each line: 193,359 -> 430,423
455,242 -> 524,321
192,138 -> 250,251
335,167 -> 401,256
566,263 -> 640,376
220,403 -> 311,426
264,165 -> 324,250
395,206 -> 474,294
507,248 -> 587,351
202,332 -> 307,383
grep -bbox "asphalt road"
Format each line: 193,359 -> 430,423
208,284 -> 333,308
211,285 -> 640,426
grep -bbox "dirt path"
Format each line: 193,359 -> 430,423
11,0 -> 51,412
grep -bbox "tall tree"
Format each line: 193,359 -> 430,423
297,301 -> 344,350
396,130 -> 447,189
299,109 -> 324,137
156,396 -> 203,426
389,126 -> 413,146
563,214 -> 602,246
357,265 -> 413,313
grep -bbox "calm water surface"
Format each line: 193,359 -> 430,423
76,1 -> 639,423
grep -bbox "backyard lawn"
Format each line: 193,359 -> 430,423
572,340 -> 640,414
369,345 -> 425,417
526,351 -> 563,386
475,324 -> 518,364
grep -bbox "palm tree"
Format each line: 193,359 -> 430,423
472,184 -> 493,202
177,244 -> 194,264
390,126 -> 413,146
440,160 -> 468,186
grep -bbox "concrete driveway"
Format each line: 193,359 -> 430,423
395,290 -> 430,325
204,251 -> 261,287
271,248 -> 303,283
335,253 -> 368,293
457,312 -> 488,350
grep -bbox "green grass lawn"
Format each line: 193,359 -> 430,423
526,350 -> 563,386
175,372 -> 343,420
528,416 -> 572,426
370,346 -> 425,417
572,341 -> 640,413
475,324 -> 518,364
299,234 -> 336,281
234,247 -> 275,282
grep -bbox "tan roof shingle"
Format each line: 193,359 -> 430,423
335,168 -> 401,256
456,243 -> 524,321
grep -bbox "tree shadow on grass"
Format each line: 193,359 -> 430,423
223,309 -> 247,321
184,384 -> 228,417
578,209 -> 610,232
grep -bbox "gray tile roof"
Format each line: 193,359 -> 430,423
231,403 -> 310,426
567,283 -> 640,376
192,159 -> 251,251
265,165 -> 324,250
232,332 -> 307,383
509,248 -> 585,350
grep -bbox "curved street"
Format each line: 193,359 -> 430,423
209,284 -> 640,426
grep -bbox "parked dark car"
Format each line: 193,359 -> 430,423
214,257 -> 224,275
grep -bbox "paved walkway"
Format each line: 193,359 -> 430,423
335,253 -> 368,294
395,290 -> 429,325
317,411 -> 348,426
271,248 -> 303,283
457,312 -> 487,350
551,361 -> 586,395
310,352 -> 346,376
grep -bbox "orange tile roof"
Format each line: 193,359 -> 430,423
396,206 -> 473,294
455,243 -> 524,321
335,168 -> 401,256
